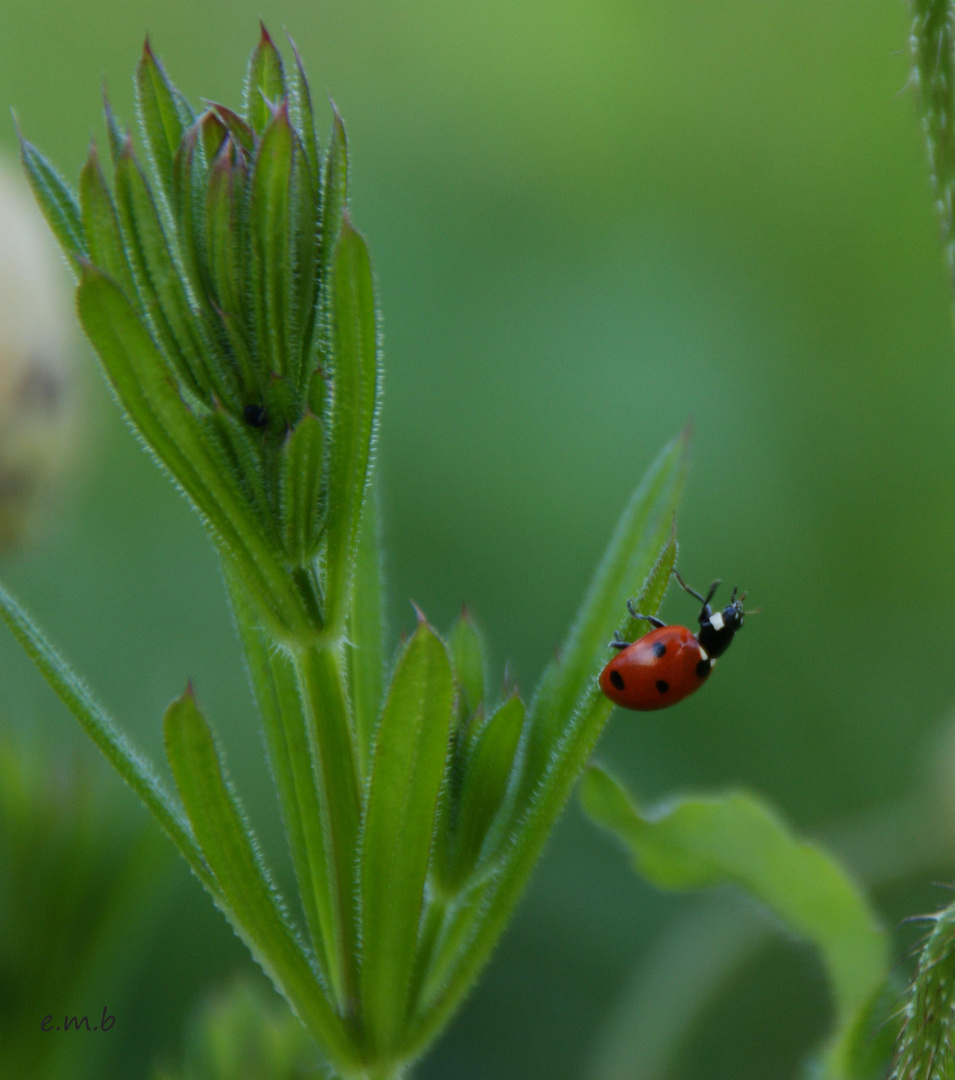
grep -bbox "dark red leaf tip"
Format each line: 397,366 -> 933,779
184,679 -> 196,699
259,20 -> 275,48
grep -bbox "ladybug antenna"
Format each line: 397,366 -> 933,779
743,605 -> 762,616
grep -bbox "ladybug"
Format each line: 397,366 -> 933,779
599,569 -> 756,711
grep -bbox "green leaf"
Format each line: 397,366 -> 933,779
403,438 -> 686,1058
287,35 -> 320,191
227,576 -> 338,1001
135,39 -> 191,218
204,408 -> 277,545
347,483 -> 384,777
319,107 -> 348,288
170,124 -> 208,309
205,137 -> 258,396
76,267 -> 313,639
520,438 -> 685,795
359,619 -> 455,1054
448,608 -> 486,726
79,142 -> 134,295
113,144 -> 219,402
280,412 -> 326,563
209,103 -> 256,156
531,433 -> 686,745
163,689 -> 357,1071
289,127 -> 320,390
18,133 -> 86,266
0,578 -> 212,893
102,90 -> 128,167
441,694 -> 524,892
245,23 -> 287,135
248,102 -> 295,400
580,766 -> 889,1075
323,220 -> 379,637
198,108 -> 229,163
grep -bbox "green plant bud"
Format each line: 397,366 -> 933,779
18,30 -> 373,637
279,412 -> 326,564
204,406 -> 278,548
438,694 -> 524,893
447,607 -> 487,728
0,160 -> 75,547
136,37 -> 194,220
198,109 -> 228,163
245,23 -> 287,135
209,103 -> 256,156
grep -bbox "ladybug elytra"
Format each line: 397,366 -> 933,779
598,570 -> 756,711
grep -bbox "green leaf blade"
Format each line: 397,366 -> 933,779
444,694 -> 525,890
287,36 -> 320,189
113,146 -> 214,401
280,412 -> 326,563
79,143 -> 135,295
76,267 -> 312,637
347,483 -> 385,777
245,23 -> 287,135
403,439 -> 685,1057
135,39 -> 190,218
531,430 -> 687,741
18,135 -> 86,266
163,689 -> 356,1070
360,619 -> 455,1053
448,608 -> 487,726
324,220 -> 379,636
319,108 -> 348,287
0,579 -> 211,890
248,102 -> 295,399
580,766 -> 889,1047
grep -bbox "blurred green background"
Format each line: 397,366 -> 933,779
2,1 -> 954,1077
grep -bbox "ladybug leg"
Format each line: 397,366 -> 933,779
626,599 -> 665,629
608,630 -> 631,650
672,568 -> 721,606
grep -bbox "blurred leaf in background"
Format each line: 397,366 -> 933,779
0,734 -> 168,1080
153,977 -> 322,1080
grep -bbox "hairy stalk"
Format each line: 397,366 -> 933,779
890,902 -> 955,1079
912,0 -> 955,285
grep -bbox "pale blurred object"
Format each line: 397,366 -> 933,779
0,156 -> 74,548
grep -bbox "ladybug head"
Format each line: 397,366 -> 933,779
697,586 -> 751,659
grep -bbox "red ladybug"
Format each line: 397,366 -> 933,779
599,570 -> 755,711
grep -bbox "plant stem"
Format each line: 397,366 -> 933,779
294,640 -> 363,1015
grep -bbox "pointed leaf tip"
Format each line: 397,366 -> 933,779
410,600 -> 427,625
259,19 -> 274,46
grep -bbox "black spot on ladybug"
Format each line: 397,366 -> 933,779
244,403 -> 269,429
652,641 -> 666,658
655,680 -> 669,695
696,659 -> 711,680
609,670 -> 625,691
